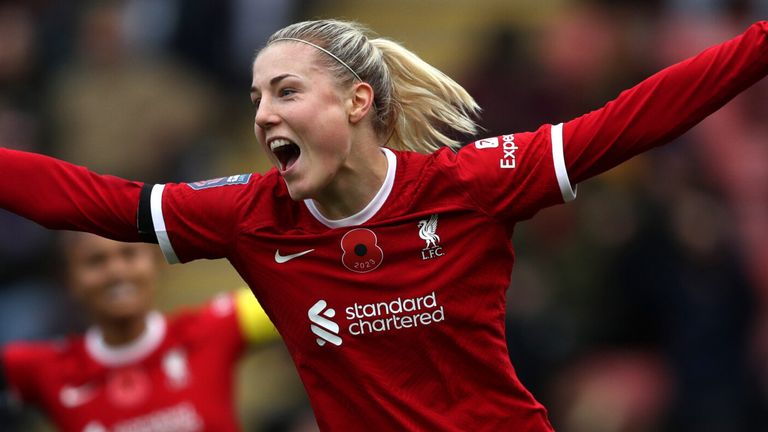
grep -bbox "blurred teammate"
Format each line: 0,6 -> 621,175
0,232 -> 277,432
0,18 -> 766,431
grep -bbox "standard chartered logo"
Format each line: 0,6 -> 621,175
309,292 -> 445,347
309,300 -> 342,346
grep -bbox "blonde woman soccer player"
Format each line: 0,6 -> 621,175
1,18 -> 767,431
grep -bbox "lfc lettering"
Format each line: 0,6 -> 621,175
421,247 -> 444,260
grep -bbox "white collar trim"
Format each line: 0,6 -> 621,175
305,147 -> 396,228
85,311 -> 166,366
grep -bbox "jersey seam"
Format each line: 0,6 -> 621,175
443,149 -> 495,220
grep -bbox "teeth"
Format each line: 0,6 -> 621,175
107,282 -> 137,301
269,138 -> 292,151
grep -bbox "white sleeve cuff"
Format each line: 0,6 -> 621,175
551,123 -> 577,202
150,184 -> 180,264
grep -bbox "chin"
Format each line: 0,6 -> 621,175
99,300 -> 149,320
284,179 -> 314,202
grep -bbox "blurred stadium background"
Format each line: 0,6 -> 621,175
1,0 -> 767,431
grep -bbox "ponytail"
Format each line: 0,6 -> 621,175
371,38 -> 480,152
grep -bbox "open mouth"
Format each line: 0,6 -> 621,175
106,281 -> 138,303
270,138 -> 301,172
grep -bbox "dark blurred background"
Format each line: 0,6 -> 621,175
1,0 -> 767,431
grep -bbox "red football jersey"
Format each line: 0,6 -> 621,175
0,19 -> 765,432
2,294 -> 246,432
152,138 -> 564,431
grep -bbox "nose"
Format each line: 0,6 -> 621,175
254,97 -> 280,130
104,255 -> 130,281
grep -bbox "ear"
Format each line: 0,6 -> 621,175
347,82 -> 375,124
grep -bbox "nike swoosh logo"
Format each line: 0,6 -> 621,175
275,249 -> 315,264
60,384 -> 98,407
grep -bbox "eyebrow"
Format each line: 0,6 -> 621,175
250,73 -> 298,94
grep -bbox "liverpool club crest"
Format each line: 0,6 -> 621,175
418,214 -> 444,260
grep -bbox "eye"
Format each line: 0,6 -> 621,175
121,246 -> 138,261
251,97 -> 261,109
279,88 -> 296,97
84,253 -> 107,269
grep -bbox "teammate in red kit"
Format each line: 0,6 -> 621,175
0,18 -> 767,431
0,232 -> 277,432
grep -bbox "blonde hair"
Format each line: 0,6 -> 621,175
263,19 -> 480,153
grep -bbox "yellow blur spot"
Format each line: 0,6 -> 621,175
235,288 -> 278,344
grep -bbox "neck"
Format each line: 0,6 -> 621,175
96,313 -> 149,347
313,144 -> 389,220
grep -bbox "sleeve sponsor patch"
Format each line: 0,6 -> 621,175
186,174 -> 252,190
473,137 -> 499,149
472,135 -> 518,168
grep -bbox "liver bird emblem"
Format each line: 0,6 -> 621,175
417,214 -> 441,249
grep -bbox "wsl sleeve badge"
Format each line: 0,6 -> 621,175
186,174 -> 252,190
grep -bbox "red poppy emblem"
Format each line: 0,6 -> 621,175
341,228 -> 383,273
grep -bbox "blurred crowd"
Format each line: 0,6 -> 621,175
1,0 -> 767,431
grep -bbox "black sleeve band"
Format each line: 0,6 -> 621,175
137,184 -> 158,244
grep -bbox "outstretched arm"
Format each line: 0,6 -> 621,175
562,21 -> 768,185
1,148 -> 256,262
0,149 -> 150,242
